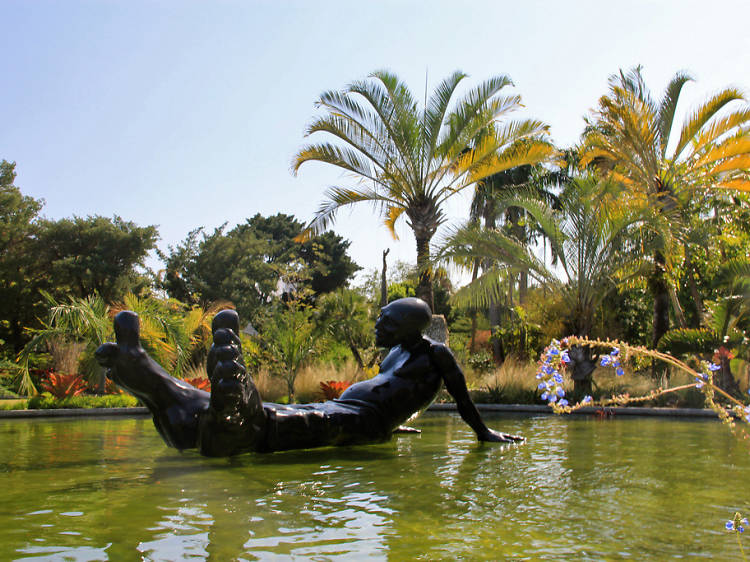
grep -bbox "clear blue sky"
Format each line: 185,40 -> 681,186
2,0 -> 748,285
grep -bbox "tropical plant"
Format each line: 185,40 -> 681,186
659,257 -> 750,395
17,292 -> 111,395
40,372 -> 88,399
293,69 -> 554,309
315,288 -> 372,369
262,301 -> 318,402
319,380 -> 351,400
17,292 -> 227,396
580,66 -> 750,353
439,176 -> 646,396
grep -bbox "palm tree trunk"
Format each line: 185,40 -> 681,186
668,284 -> 687,329
651,250 -> 670,382
684,250 -> 704,327
415,235 -> 434,311
469,258 -> 480,352
347,337 -> 365,369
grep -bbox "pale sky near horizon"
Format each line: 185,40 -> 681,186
2,0 -> 749,287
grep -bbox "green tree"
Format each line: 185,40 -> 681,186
293,69 -> 554,309
0,160 -> 45,353
580,66 -> 750,354
315,288 -> 372,368
36,215 -> 158,303
160,214 -> 359,323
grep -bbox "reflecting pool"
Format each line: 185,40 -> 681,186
1,412 -> 747,560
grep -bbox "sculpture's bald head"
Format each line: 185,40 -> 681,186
375,297 -> 432,347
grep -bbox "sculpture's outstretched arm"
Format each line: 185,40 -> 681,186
95,311 -> 209,450
429,342 -> 524,444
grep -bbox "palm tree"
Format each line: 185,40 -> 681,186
580,66 -> 750,353
439,176 -> 645,396
293,70 -> 554,309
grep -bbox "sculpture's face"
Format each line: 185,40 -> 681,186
374,308 -> 400,347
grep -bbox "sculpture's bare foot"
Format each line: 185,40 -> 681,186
198,309 -> 266,456
95,311 -> 208,450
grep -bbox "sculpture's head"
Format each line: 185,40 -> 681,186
375,297 -> 432,347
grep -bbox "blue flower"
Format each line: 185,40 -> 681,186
612,360 -> 621,368
561,351 -> 570,363
553,373 -> 563,385
610,348 -> 620,356
548,348 -> 560,356
556,387 -> 565,398
541,391 -> 549,400
543,365 -> 553,375
538,382 -> 547,390
600,356 -> 612,367
695,377 -> 704,389
549,395 -> 557,404
582,395 -> 593,404
616,368 -> 625,377
559,399 -> 569,406
708,363 -> 721,371
726,521 -> 735,531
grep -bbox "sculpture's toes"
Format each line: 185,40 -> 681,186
212,309 -> 240,336
95,342 -> 119,368
114,311 -> 141,347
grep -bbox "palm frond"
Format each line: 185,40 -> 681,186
657,71 -> 693,157
673,88 -> 746,159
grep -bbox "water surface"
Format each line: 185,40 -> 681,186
1,413 -> 747,560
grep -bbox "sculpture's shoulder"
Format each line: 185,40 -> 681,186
422,336 -> 457,369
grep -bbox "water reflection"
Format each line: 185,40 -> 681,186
1,413 -> 748,560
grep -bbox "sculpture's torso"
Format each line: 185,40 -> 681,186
335,339 -> 443,429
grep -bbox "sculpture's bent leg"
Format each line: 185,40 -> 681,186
95,311 -> 209,450
197,310 -> 267,457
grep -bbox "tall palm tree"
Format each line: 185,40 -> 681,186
580,66 -> 750,353
438,176 -> 645,395
293,70 -> 554,309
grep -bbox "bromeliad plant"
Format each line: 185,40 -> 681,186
536,336 -> 750,441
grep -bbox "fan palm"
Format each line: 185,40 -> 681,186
580,66 -> 750,351
293,70 -> 554,309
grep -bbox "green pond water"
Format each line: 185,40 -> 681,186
1,412 -> 748,560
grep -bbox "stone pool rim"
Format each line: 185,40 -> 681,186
0,403 -> 737,419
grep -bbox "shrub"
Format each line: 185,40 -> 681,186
27,394 -> 140,409
0,399 -> 28,410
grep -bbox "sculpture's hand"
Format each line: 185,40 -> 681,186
393,425 -> 421,434
478,428 -> 525,443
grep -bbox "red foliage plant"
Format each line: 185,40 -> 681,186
319,380 -> 351,400
40,372 -> 87,399
184,377 -> 211,392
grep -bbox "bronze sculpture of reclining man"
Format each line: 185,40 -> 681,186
95,297 -> 524,456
